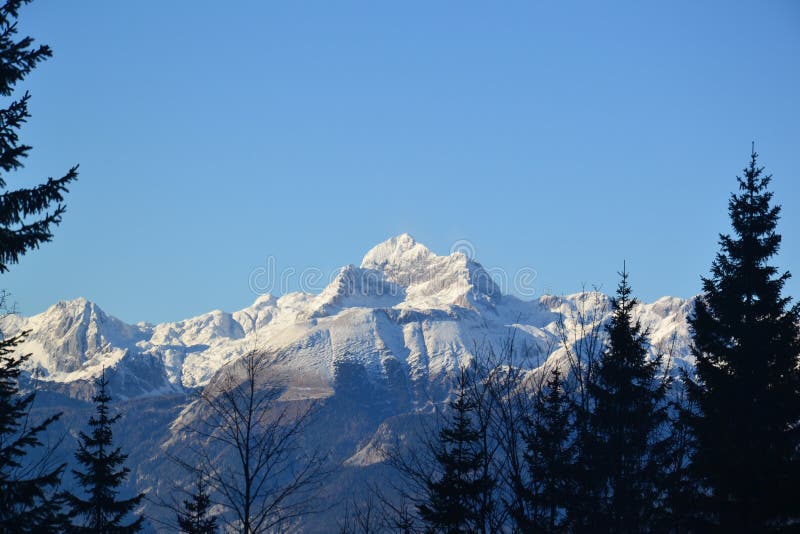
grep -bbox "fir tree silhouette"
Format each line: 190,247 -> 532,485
418,367 -> 495,533
65,371 -> 144,533
573,268 -> 671,532
0,327 -> 69,531
177,474 -> 216,534
519,367 -> 574,533
0,0 -> 77,529
0,0 -> 78,273
684,148 -> 800,529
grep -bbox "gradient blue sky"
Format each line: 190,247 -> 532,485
4,0 -> 799,323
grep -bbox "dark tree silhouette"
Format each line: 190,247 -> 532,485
573,269 -> 671,532
548,288 -> 608,530
177,474 -> 217,534
518,367 -> 574,533
0,0 -> 76,528
0,0 -> 78,273
661,378 -> 698,532
0,309 -> 68,531
684,148 -> 800,529
65,371 -> 144,533
475,338 -> 543,533
417,366 -> 495,534
385,339 -> 547,533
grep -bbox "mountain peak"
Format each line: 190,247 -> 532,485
54,296 -> 91,308
47,297 -> 101,318
360,233 -> 432,271
356,234 -> 502,310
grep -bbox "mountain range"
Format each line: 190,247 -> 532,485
1,234 -> 697,531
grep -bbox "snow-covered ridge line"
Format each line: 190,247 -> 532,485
0,234 -> 695,399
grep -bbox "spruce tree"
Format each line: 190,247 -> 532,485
177,475 -> 217,534
576,269 -> 670,532
418,367 -> 494,534
0,327 -> 69,532
565,388 -> 600,533
65,371 -> 144,533
0,0 -> 78,273
519,367 -> 573,533
660,386 -> 698,532
685,148 -> 800,529
0,0 -> 77,528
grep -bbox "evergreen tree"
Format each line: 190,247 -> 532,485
519,367 -> 573,533
0,0 -> 77,528
0,327 -> 69,532
0,0 -> 78,273
660,385 -> 698,533
418,367 -> 495,534
65,371 -> 144,533
177,474 -> 216,534
575,269 -> 671,532
685,148 -> 800,529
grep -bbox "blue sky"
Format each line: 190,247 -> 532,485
4,0 -> 799,323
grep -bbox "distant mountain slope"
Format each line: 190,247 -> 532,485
1,234 -> 694,400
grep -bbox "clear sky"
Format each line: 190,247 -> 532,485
4,0 -> 799,324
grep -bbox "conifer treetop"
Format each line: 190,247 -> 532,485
0,0 -> 78,273
686,148 -> 800,529
66,370 -> 144,533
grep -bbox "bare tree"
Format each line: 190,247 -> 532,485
552,287 -> 609,412
476,334 -> 558,532
381,335 -> 543,533
337,494 -> 381,534
179,350 -> 329,533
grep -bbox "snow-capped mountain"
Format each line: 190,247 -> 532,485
1,234 -> 694,401
1,234 -> 699,531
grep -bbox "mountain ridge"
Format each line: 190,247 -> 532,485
1,234 -> 695,398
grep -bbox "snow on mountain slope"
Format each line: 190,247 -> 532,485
360,233 -> 501,310
0,234 -> 695,397
0,298 -> 146,379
